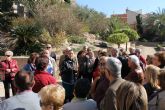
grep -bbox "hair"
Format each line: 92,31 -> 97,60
14,70 -> 34,92
5,50 -> 13,56
145,65 -> 160,89
146,55 -> 153,65
106,57 -> 122,78
74,79 -> 91,98
158,69 -> 165,90
117,81 -> 148,110
27,52 -> 39,64
35,56 -> 49,71
98,50 -> 107,57
39,84 -> 65,110
154,52 -> 165,66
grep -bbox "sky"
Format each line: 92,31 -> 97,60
76,0 -> 165,16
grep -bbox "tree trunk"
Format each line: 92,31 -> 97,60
118,44 -> 120,48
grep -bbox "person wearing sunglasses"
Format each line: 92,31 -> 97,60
0,51 -> 19,99
46,44 -> 57,61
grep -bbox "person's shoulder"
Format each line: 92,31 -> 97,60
86,99 -> 97,104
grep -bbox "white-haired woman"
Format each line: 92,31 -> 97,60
0,51 -> 19,99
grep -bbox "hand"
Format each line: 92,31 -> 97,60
6,69 -> 11,73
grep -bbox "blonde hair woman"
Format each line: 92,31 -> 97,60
39,84 -> 65,110
144,65 -> 160,100
117,81 -> 148,110
149,69 -> 165,110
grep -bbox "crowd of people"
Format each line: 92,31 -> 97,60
0,44 -> 165,110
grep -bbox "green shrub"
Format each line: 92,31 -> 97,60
51,31 -> 67,48
68,36 -> 86,44
11,18 -> 47,55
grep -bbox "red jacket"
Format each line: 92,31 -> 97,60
32,70 -> 57,93
0,59 -> 19,80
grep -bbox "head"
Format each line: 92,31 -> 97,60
46,44 -> 52,52
35,56 -> 49,71
105,57 -> 122,80
135,48 -> 142,57
98,50 -> 107,58
88,51 -> 95,59
117,81 -> 148,110
74,79 -> 91,98
158,69 -> 165,90
145,65 -> 160,89
99,56 -> 108,75
67,50 -> 74,59
83,45 -> 88,52
41,50 -> 50,57
5,51 -> 13,61
128,55 -> 140,69
39,84 -> 65,110
152,52 -> 165,68
129,47 -> 135,54
65,47 -> 72,55
14,70 -> 35,92
111,48 -> 119,57
27,52 -> 39,64
146,55 -> 154,65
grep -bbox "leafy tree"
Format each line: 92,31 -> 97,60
143,8 -> 165,42
107,33 -> 129,48
136,14 -> 143,36
114,28 -> 139,41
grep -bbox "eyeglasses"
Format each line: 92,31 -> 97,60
47,47 -> 51,49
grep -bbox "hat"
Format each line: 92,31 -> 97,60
129,55 -> 140,66
106,57 -> 122,77
5,51 -> 13,56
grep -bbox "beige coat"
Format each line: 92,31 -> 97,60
100,78 -> 125,110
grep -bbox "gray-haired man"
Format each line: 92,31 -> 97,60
100,57 -> 125,110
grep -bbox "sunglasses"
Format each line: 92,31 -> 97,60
5,55 -> 11,57
47,47 -> 51,49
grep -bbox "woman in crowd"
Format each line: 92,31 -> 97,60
116,81 -> 148,110
149,69 -> 165,110
0,51 -> 19,99
125,55 -> 144,84
32,56 -> 57,93
92,50 -> 107,80
39,84 -> 65,110
144,65 -> 160,100
152,52 -> 165,69
90,56 -> 109,109
23,52 -> 39,72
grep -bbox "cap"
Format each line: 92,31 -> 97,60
129,55 -> 140,66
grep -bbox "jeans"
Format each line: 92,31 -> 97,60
62,82 -> 74,103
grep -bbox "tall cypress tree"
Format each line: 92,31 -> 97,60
136,14 -> 143,36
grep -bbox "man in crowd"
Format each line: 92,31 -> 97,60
46,44 -> 57,61
100,57 -> 125,110
0,70 -> 41,110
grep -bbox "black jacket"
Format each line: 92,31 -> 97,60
61,57 -> 77,84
